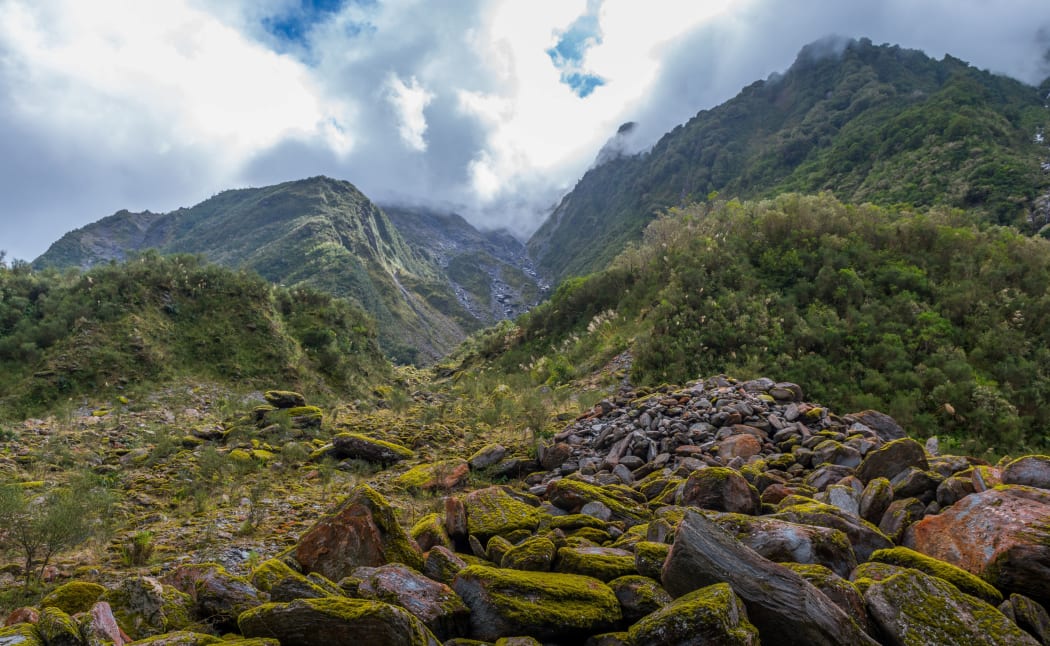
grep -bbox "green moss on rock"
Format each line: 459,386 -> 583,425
0,623 -> 43,646
627,582 -> 760,645
40,580 -> 107,615
634,541 -> 671,580
870,546 -> 1003,606
463,486 -> 545,542
239,597 -> 440,645
555,546 -> 637,582
500,536 -> 556,572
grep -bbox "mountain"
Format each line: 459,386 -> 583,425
528,37 -> 1050,283
35,177 -> 541,362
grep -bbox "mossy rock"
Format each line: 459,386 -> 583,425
239,597 -> 440,645
850,561 -> 907,594
228,449 -> 254,464
870,546 -> 1003,606
37,606 -> 82,646
410,513 -> 453,552
0,623 -> 43,646
396,459 -> 469,492
634,541 -> 671,580
607,574 -> 672,623
864,566 -> 1036,645
463,486 -> 545,542
546,514 -> 609,532
779,563 -> 868,633
546,479 -> 650,526
327,432 -> 415,464
451,564 -> 621,642
124,631 -> 224,645
40,580 -> 107,615
501,536 -> 556,572
284,406 -> 324,429
555,546 -> 636,582
264,390 -> 307,408
627,582 -> 759,645
103,576 -> 195,640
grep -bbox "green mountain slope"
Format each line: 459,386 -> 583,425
34,177 -> 529,362
467,193 -> 1050,454
528,38 -> 1050,283
0,253 -> 387,415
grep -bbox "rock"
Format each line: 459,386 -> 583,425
41,580 -> 107,615
855,438 -> 928,484
869,546 -> 1003,605
123,631 -> 227,645
264,390 -> 307,408
554,546 -> 636,581
81,602 -> 128,646
0,624 -> 43,646
662,509 -> 877,645
103,576 -> 194,640
780,563 -> 868,633
452,565 -> 621,642
627,582 -> 760,645
294,483 -> 423,580
677,466 -> 760,515
771,499 -> 892,561
1000,594 -> 1050,645
349,563 -> 470,641
607,575 -> 672,623
422,546 -> 468,586
858,477 -> 893,524
936,475 -> 975,508
710,512 -> 857,578
467,444 -> 507,470
903,485 -> 1050,607
4,608 -> 38,627
888,467 -> 942,502
396,460 -> 470,492
410,513 -> 452,552
250,558 -> 335,601
1003,455 -> 1050,490
36,607 -> 81,646
844,410 -> 906,441
877,497 -> 925,543
717,434 -> 763,461
634,541 -> 671,580
546,479 -> 649,526
864,566 -> 1038,645
500,536 -> 556,572
539,442 -> 573,470
462,486 -> 544,542
327,433 -> 414,464
165,563 -> 265,632
444,495 -> 469,545
239,597 -> 440,646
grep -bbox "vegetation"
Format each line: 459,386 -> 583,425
529,38 -> 1050,283
0,252 -> 387,415
472,193 -> 1050,456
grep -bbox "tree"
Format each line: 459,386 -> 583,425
0,485 -> 96,589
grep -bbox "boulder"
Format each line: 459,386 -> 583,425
1000,594 -> 1050,645
294,483 -> 423,580
80,602 -> 128,646
547,479 -> 650,526
239,597 -> 440,646
710,512 -> 857,578
780,563 -> 868,633
554,546 -> 636,581
410,512 -> 453,552
864,567 -> 1038,645
467,444 -> 507,471
676,467 -> 760,515
877,497 -> 925,543
462,486 -> 545,542
1003,455 -> 1050,490
165,563 -> 265,632
41,581 -> 107,615
662,510 -> 877,645
0,624 -> 43,646
855,438 -> 928,484
396,460 -> 470,492
717,434 -> 763,462
500,535 -> 556,572
770,500 -> 892,561
869,546 -> 1002,605
422,546 -> 469,586
844,410 -> 906,441
452,565 -> 621,642
102,576 -> 194,640
626,582 -> 760,646
607,575 -> 672,623
124,631 -> 226,645
36,607 -> 81,646
263,390 -> 307,408
327,433 -> 415,464
348,564 -> 469,641
249,558 -> 336,601
902,485 -> 1050,606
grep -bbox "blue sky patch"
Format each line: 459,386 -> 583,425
546,0 -> 606,98
263,0 -> 374,50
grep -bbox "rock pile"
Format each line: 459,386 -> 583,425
4,376 -> 1050,644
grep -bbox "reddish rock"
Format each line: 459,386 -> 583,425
81,602 -> 127,646
4,607 -> 38,626
717,434 -> 763,462
165,563 -> 264,631
903,486 -> 1050,606
350,563 -> 469,641
295,484 -> 423,582
444,496 -> 468,543
539,442 -> 573,471
677,467 -> 760,515
971,465 -> 1002,492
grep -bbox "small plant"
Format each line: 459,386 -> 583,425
121,531 -> 155,566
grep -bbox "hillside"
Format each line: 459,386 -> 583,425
0,253 -> 387,416
528,38 -> 1050,283
35,177 -> 541,363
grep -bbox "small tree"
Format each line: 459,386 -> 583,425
0,485 -> 95,589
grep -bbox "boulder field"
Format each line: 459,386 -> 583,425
4,376 -> 1050,644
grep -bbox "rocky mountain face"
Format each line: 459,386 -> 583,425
3,376 -> 1050,644
528,37 -> 1050,283
34,177 -> 541,362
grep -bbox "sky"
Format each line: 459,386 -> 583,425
1,0 -> 1049,262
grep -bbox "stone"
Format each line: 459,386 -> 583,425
710,512 -> 858,578
124,631 -> 227,645
546,479 -> 649,526
165,562 -> 264,632
676,467 -> 760,515
4,608 -> 38,627
102,576 -> 194,640
877,497 -> 925,543
869,546 -> 1003,605
410,513 -> 452,552
36,607 -> 81,646
844,410 -> 906,441
936,475 -> 975,508
462,486 -> 545,542
263,390 -> 307,408
902,485 -> 1050,607
467,444 -> 507,470
540,443 -> 573,470
1003,455 -> 1050,490
607,575 -> 672,623
250,558 -> 335,601
1000,594 -> 1050,645
0,624 -> 43,646
41,580 -> 107,615
294,483 -> 424,581
349,563 -> 470,641
634,541 -> 671,581
864,567 -> 1038,645
422,546 -> 469,586
627,582 -> 760,646
452,565 -> 621,642
771,499 -> 892,561
396,460 -> 470,492
662,510 -> 877,645
500,536 -> 556,572
780,563 -> 868,633
858,477 -> 893,524
554,546 -> 636,581
327,433 -> 414,464
888,467 -> 942,502
855,438 -> 928,484
717,434 -> 763,461
239,597 -> 440,646
80,602 -> 128,646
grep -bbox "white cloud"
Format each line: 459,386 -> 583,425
385,73 -> 433,151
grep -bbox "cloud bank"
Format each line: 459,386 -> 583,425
1,0 -> 1049,261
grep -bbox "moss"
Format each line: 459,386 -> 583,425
633,541 -> 671,580
331,432 -> 415,461
40,580 -> 106,615
37,607 -> 81,646
396,459 -> 468,491
410,513 -> 452,551
870,546 -> 1003,605
263,390 -> 306,408
501,536 -> 556,571
228,449 -> 253,464
249,558 -> 301,594
239,597 -> 438,645
104,576 -> 194,639
568,527 -> 614,544
0,623 -> 43,645
547,479 -> 650,526
851,561 -> 905,594
464,487 -> 545,541
555,546 -> 637,582
124,630 -> 223,645
486,535 -> 515,564
627,582 -> 759,645
546,514 -> 609,532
